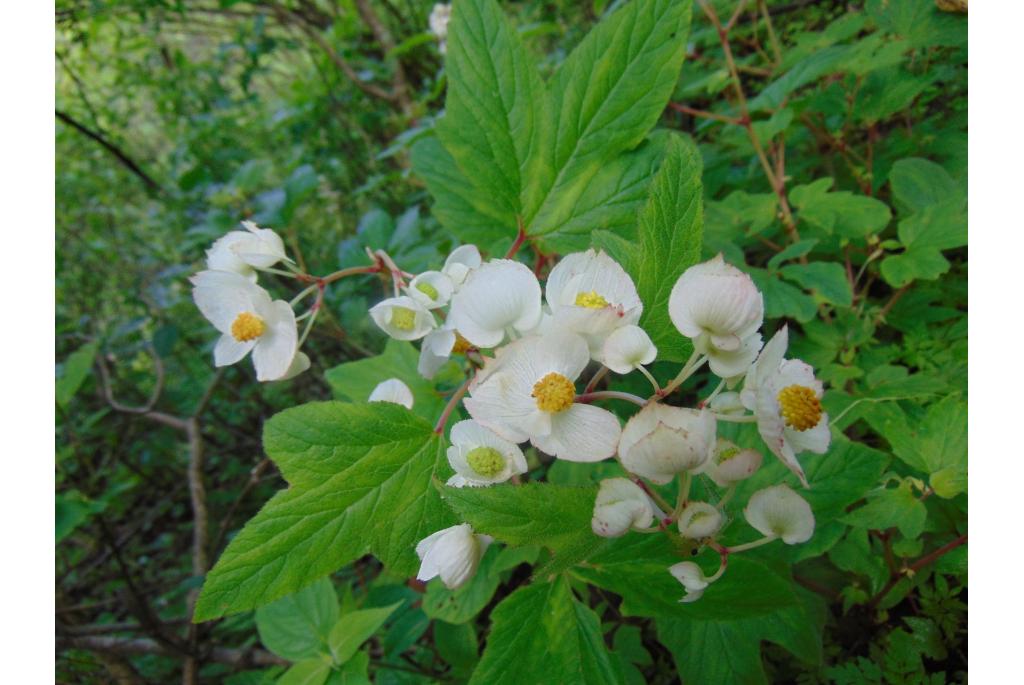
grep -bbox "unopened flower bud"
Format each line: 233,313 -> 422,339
677,502 -> 723,539
591,478 -> 654,538
744,485 -> 815,544
669,561 -> 709,603
368,378 -> 414,409
407,271 -> 454,309
700,438 -> 762,487
415,524 -> 491,590
601,325 -> 657,374
618,404 -> 716,484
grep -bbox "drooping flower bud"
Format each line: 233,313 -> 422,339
415,523 -> 491,590
668,254 -> 764,378
591,478 -> 655,538
618,404 -> 716,484
406,271 -> 454,309
429,3 -> 453,54
676,502 -> 723,539
600,325 -> 657,375
744,484 -> 815,544
369,296 -> 436,341
442,244 -> 481,287
699,438 -> 763,487
669,561 -> 710,603
368,378 -> 414,409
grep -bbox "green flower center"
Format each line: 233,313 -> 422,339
391,306 -> 417,331
717,446 -> 741,463
416,282 -> 439,300
466,447 -> 505,477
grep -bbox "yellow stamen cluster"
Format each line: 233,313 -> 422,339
466,446 -> 505,477
231,312 -> 266,342
391,306 -> 417,331
574,290 -> 609,308
717,446 -> 741,463
777,385 -> 822,431
532,372 -> 576,413
416,282 -> 439,300
452,331 -> 473,354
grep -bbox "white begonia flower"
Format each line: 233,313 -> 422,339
744,484 -> 815,544
591,478 -> 655,538
191,270 -> 299,382
368,378 -> 414,409
617,404 -> 716,484
677,502 -> 724,539
448,259 -> 543,348
415,523 -> 492,590
406,270 -> 454,310
544,249 -> 643,355
601,325 -> 657,375
429,3 -> 452,54
669,561 -> 710,603
753,356 -> 830,489
369,296 -> 436,341
668,254 -> 764,377
464,330 -> 621,462
445,419 -> 528,488
442,244 -> 482,288
698,438 -> 763,487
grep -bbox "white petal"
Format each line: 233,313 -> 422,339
741,325 -> 788,409
272,351 -> 311,382
669,561 -> 709,592
418,329 -> 456,379
234,222 -> 290,268
786,417 -> 831,454
213,334 -> 255,367
252,301 -> 298,381
206,231 -> 257,279
369,296 -> 436,341
706,332 -> 762,379
618,405 -> 716,484
442,244 -> 481,286
448,259 -> 542,348
668,255 -> 763,343
591,478 -> 654,537
533,403 -> 620,462
369,378 -> 415,409
191,270 -> 265,332
601,325 -> 658,374
744,485 -> 815,544
406,271 -> 455,309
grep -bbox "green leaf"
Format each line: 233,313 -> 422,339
842,481 -> 927,538
324,339 -> 460,423
705,191 -> 778,242
469,576 -> 621,685
880,249 -> 950,287
767,239 -> 818,271
256,579 -> 340,661
440,482 -> 605,574
437,0 -> 550,224
277,658 -> 331,685
632,133 -> 703,362
194,402 -> 455,621
327,602 -> 401,666
56,490 -> 106,543
747,268 -> 818,322
434,621 -> 479,674
780,262 -> 853,306
889,158 -> 962,215
528,0 -> 692,248
56,340 -> 100,408
325,651 -> 371,685
789,178 -> 891,238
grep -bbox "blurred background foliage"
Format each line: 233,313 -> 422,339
56,0 -> 966,683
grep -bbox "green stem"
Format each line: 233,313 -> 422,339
726,536 -> 777,553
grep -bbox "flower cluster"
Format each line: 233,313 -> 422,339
361,245 -> 830,595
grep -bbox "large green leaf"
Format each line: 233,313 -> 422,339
469,576 -> 621,685
780,262 -> 853,307
527,0 -> 692,249
327,602 -> 401,666
889,158 -> 962,215
256,579 -> 339,661
631,133 -> 703,362
789,177 -> 891,238
437,0 -> 550,224
194,402 -> 455,621
56,340 -> 99,408
440,482 -> 604,573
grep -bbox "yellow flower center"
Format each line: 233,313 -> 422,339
230,312 -> 266,342
532,372 -> 576,413
574,290 -> 609,308
452,331 -> 473,354
777,384 -> 822,431
466,446 -> 505,477
391,306 -> 417,331
416,282 -> 439,300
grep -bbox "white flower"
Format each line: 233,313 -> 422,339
206,222 -> 290,279
591,478 -> 655,538
464,330 -> 621,462
669,561 -> 710,603
740,326 -> 789,410
448,259 -> 542,348
369,296 -> 436,341
676,502 -> 723,539
668,255 -> 764,377
191,270 -> 298,381
368,378 -> 414,409
618,404 -> 716,484
544,249 -> 642,355
753,355 -> 830,488
445,419 -> 527,488
600,325 -> 657,375
206,231 -> 258,280
744,484 -> 815,544
442,244 -> 481,287
429,3 -> 452,54
698,438 -> 763,487
415,523 -> 491,590
406,271 -> 454,310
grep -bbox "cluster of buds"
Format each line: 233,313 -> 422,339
360,244 -> 829,596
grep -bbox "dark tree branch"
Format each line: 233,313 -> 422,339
55,109 -> 162,194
